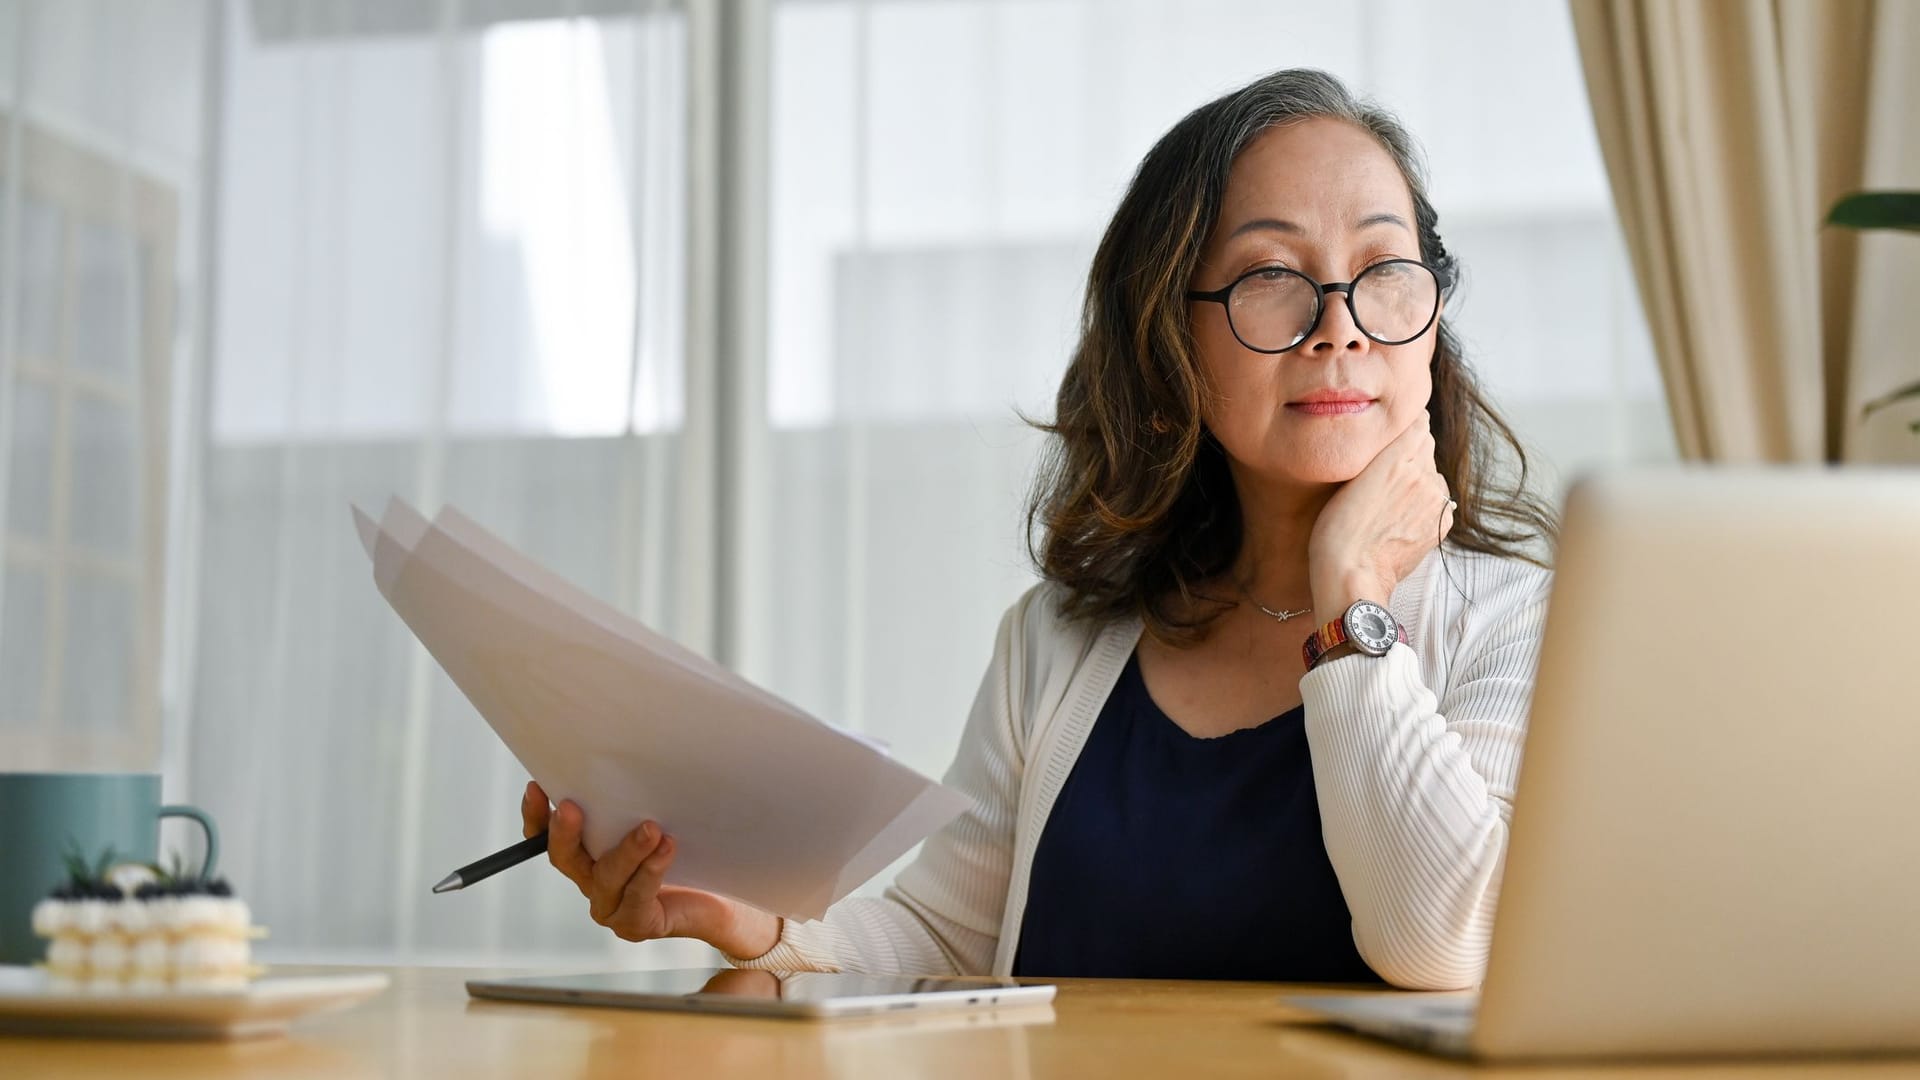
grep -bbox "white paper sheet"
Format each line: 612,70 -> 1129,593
353,498 -> 969,920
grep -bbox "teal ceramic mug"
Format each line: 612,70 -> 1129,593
0,772 -> 218,965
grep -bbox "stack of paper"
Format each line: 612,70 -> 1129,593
352,498 -> 970,921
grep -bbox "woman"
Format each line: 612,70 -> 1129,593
522,68 -> 1556,991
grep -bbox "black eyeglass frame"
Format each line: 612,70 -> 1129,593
1185,257 -> 1451,354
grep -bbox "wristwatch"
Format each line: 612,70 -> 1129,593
1302,600 -> 1408,669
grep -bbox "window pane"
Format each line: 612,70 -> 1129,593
0,567 -> 48,729
70,218 -> 143,381
70,392 -> 140,560
17,197 -> 64,368
61,571 -> 137,733
6,380 -> 55,541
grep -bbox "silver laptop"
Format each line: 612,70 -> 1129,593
1291,466 -> 1920,1060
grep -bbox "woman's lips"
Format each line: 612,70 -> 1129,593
1286,400 -> 1374,416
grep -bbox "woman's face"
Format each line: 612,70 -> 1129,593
1189,117 -> 1438,488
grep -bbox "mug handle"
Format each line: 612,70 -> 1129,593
158,805 -> 220,879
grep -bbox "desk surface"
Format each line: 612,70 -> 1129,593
6,965 -> 1920,1079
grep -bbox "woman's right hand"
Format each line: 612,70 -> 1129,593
522,781 -> 782,960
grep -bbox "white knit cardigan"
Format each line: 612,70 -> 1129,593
730,545 -> 1552,990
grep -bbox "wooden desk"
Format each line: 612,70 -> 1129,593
5,966 -> 1920,1078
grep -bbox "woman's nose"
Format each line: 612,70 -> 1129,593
1301,286 -> 1367,356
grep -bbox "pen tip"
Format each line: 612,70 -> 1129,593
431,873 -> 462,894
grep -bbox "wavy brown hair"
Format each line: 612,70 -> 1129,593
1027,69 -> 1557,644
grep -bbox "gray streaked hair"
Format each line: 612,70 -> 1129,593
1026,67 -> 1557,642
1182,68 -> 1457,299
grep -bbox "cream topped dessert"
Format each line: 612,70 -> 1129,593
31,850 -> 263,992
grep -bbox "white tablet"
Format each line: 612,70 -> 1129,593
466,968 -> 1056,1020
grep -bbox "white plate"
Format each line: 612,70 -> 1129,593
0,966 -> 389,1040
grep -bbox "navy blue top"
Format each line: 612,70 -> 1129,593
1012,652 -> 1383,983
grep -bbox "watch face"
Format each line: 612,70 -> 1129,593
1345,601 -> 1396,654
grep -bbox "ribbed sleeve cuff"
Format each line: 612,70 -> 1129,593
1300,640 -> 1428,722
724,918 -> 840,972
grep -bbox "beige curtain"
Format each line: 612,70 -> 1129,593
1570,0 -> 1920,463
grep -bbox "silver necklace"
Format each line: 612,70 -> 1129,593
1238,580 -> 1312,622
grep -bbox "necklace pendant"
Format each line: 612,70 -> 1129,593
1257,604 -> 1311,623
1237,578 -> 1311,624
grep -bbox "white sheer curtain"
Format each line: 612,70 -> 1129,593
745,0 -> 1676,873
1,0 -> 1674,967
4,0 -> 715,967
190,0 -> 706,965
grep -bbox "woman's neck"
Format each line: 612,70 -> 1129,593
1228,468 -> 1335,608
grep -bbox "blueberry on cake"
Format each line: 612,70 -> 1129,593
30,849 -> 263,992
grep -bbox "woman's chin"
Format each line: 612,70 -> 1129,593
1245,431 -> 1387,487
1273,450 -> 1372,487
1220,435 -> 1381,487
1292,465 -> 1366,486
1236,461 -> 1366,489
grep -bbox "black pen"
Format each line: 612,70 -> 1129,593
432,831 -> 549,894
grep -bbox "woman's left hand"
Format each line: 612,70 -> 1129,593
1307,411 -> 1454,622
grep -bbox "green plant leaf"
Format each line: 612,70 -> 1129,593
1862,378 -> 1920,417
61,840 -> 93,885
1826,192 -> 1920,232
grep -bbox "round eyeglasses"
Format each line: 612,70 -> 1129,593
1186,258 -> 1447,354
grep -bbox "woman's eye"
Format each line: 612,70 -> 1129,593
1246,263 -> 1306,283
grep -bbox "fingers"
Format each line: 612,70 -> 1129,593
527,797 -> 682,943
607,836 -> 678,942
589,822 -> 664,924
1362,409 -> 1433,473
621,835 -> 675,908
1312,410 -> 1451,595
522,781 -> 551,839
1405,409 -> 1436,460
1395,407 -> 1430,440
546,800 -> 597,895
